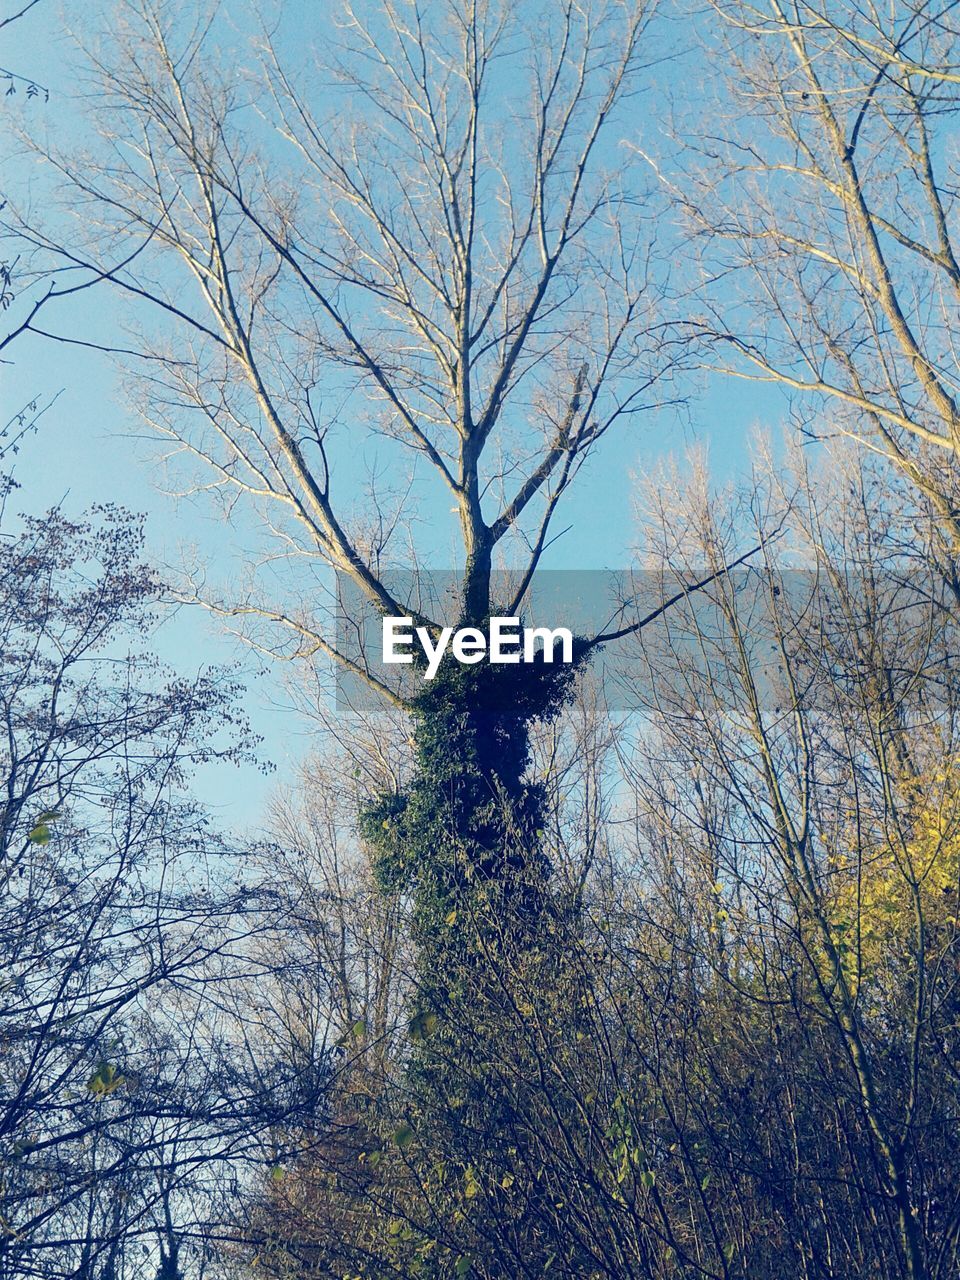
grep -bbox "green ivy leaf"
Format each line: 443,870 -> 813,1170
408,1010 -> 438,1042
334,1018 -> 366,1048
86,1061 -> 124,1097
28,810 -> 61,844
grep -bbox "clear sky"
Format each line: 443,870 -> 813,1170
1,0 -> 793,830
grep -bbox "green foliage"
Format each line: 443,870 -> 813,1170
26,809 -> 60,844
359,641 -> 587,920
393,1123 -> 414,1149
351,641 -> 591,1276
85,1061 -> 125,1098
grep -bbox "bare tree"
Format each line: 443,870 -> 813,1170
0,505 -> 322,1280
6,0 -> 686,663
665,0 -> 960,557
613,441 -> 960,1280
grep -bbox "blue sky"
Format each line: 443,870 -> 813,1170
1,0 -> 793,830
